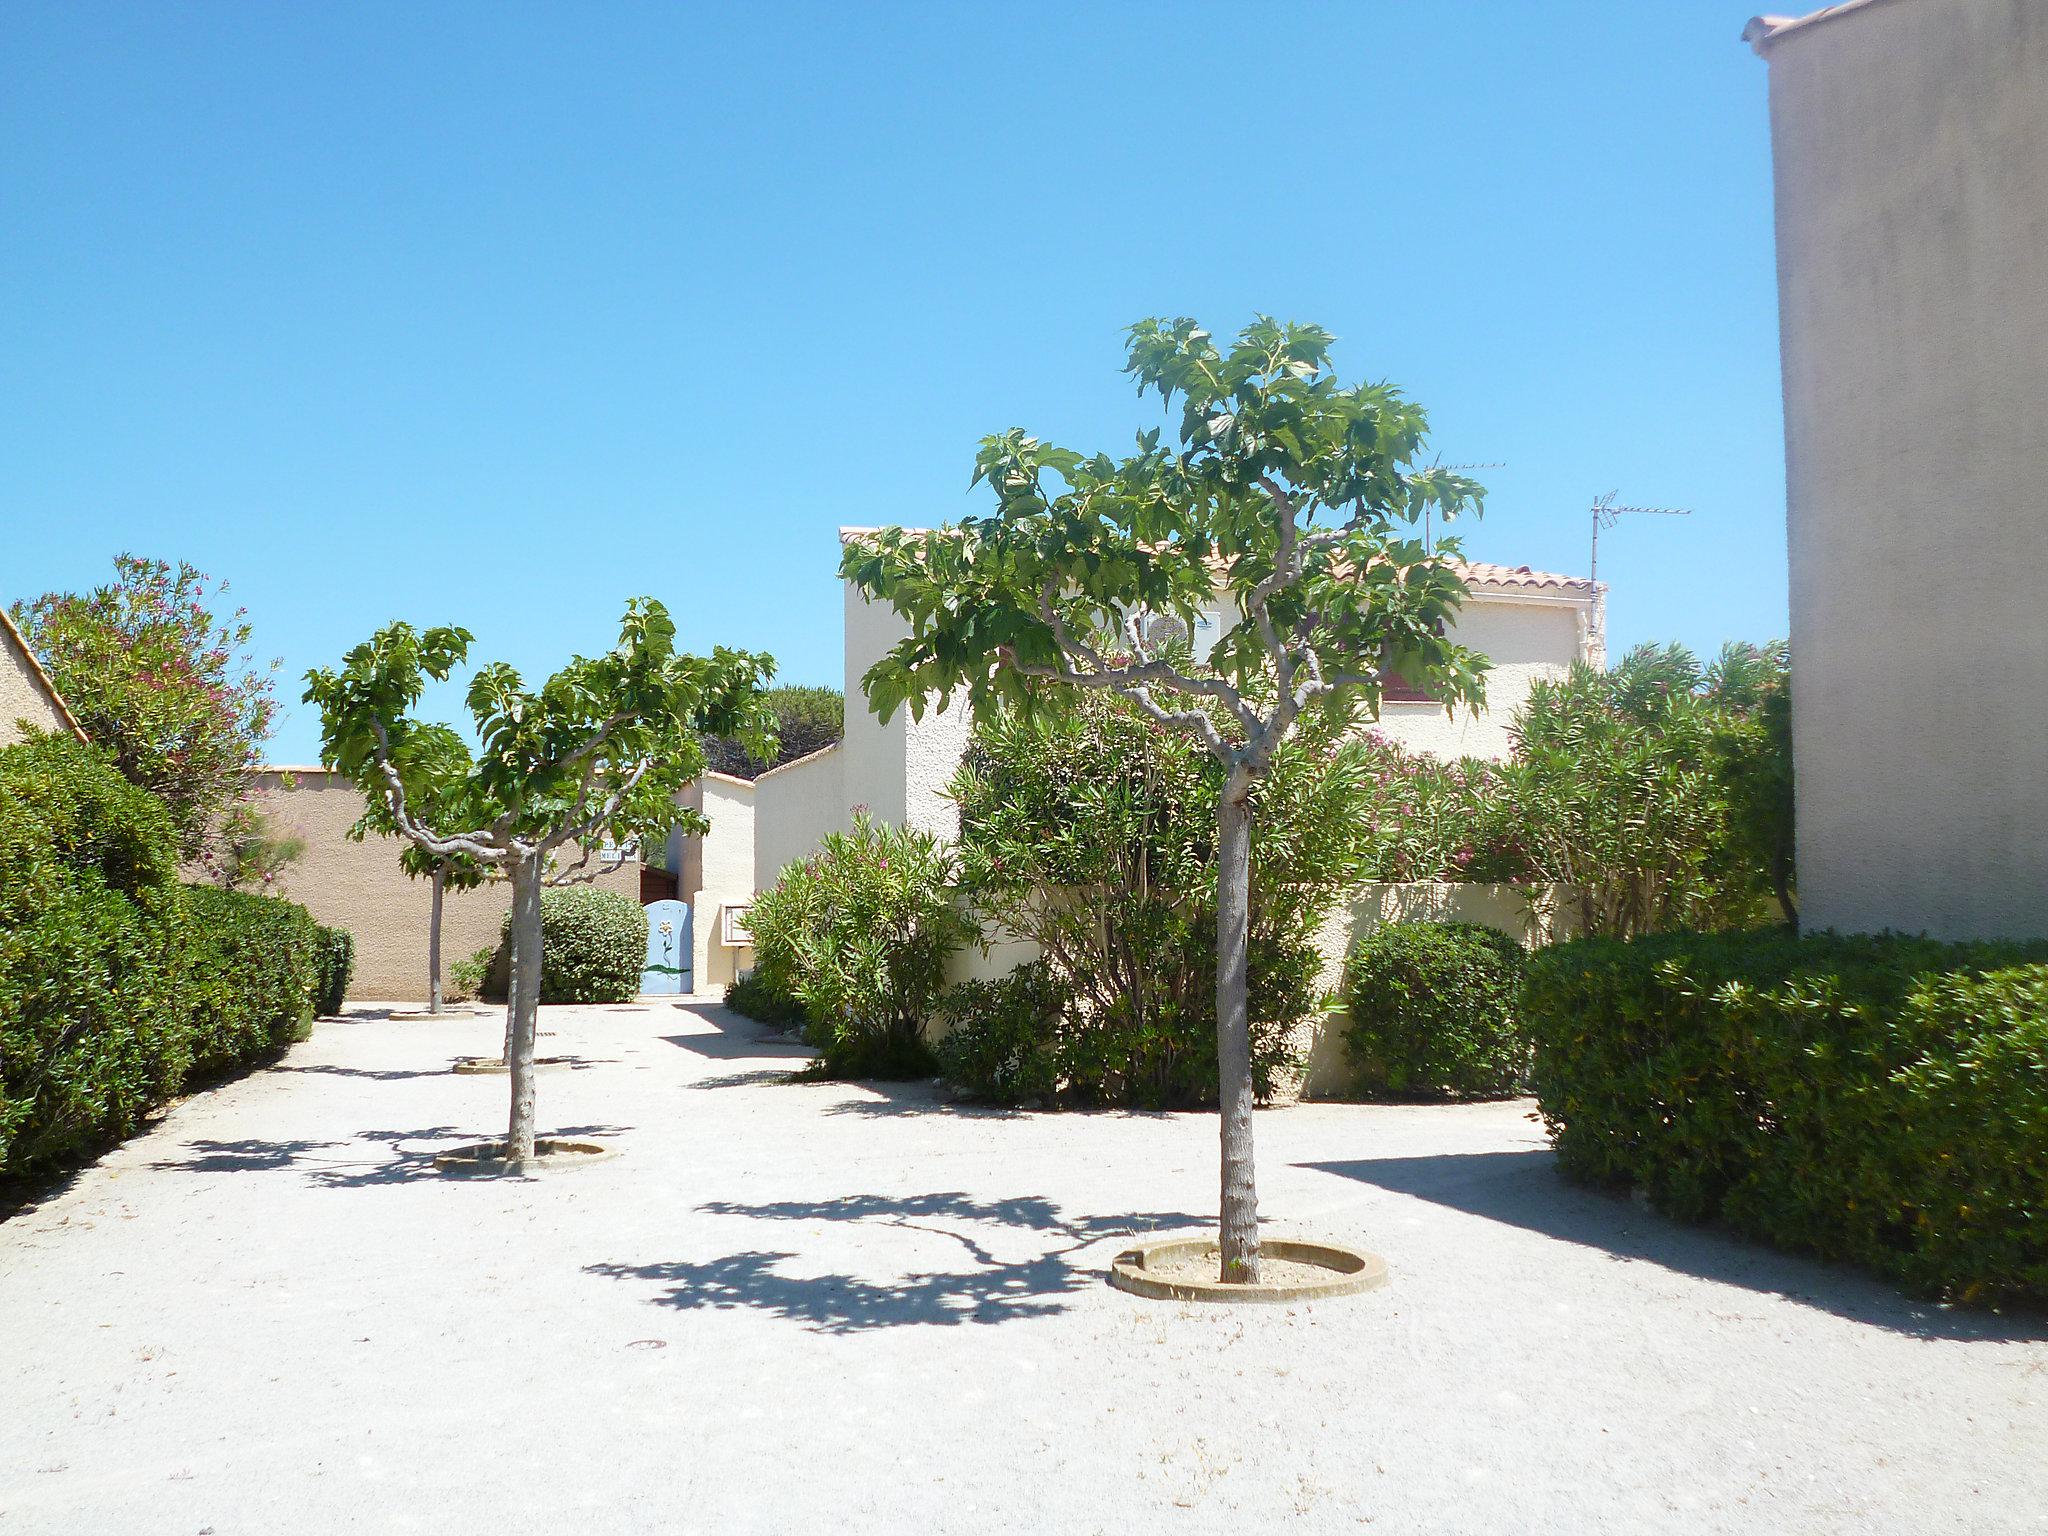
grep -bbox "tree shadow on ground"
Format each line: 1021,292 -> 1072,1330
274,1064 -> 452,1082
689,1067 -> 807,1090
659,1030 -> 814,1064
148,1137 -> 352,1173
1301,1150 -> 2048,1341
585,1190 -> 1205,1334
815,1080 -> 1178,1124
146,1125 -> 631,1187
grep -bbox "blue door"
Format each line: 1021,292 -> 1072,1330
641,900 -> 692,995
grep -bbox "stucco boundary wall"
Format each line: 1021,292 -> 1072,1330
241,769 -> 644,1001
934,879 -> 1578,1101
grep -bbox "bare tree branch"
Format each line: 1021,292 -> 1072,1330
1033,581 -> 1261,738
545,755 -> 655,853
368,718 -> 507,863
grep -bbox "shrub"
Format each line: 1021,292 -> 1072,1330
0,734 -> 191,1177
449,945 -> 496,1003
1503,642 -> 1791,938
724,969 -> 806,1029
502,887 -> 648,1005
934,963 -> 1065,1105
1343,922 -> 1529,1098
949,693 -> 1361,1107
312,926 -> 354,1017
749,813 -> 973,1078
1348,736 -> 1535,884
181,886 -> 322,1077
1523,928 -> 2048,1304
0,734 -> 334,1182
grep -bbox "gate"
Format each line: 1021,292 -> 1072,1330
641,900 -> 693,995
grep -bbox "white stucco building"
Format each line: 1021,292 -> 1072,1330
678,527 -> 1598,1052
686,529 -> 1597,936
1748,0 -> 2048,940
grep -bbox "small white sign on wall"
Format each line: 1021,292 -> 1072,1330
721,903 -> 753,947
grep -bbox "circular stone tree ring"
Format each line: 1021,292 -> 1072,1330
431,1138 -> 620,1175
1107,1238 -> 1388,1304
449,1056 -> 578,1075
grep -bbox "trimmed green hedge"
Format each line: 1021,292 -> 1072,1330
312,926 -> 354,1017
0,733 -> 325,1181
1343,922 -> 1529,1099
503,887 -> 647,1005
1,734 -> 192,1175
1523,928 -> 2048,1304
181,886 -> 322,1078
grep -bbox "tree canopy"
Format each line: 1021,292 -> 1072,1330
12,555 -> 278,859
841,315 -> 1490,766
305,600 -> 776,871
700,684 -> 843,779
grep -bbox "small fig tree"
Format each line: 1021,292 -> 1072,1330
306,600 -> 774,1160
352,723 -> 491,1015
842,317 -> 1491,1280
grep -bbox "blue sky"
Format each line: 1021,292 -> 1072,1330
3,2 -> 1788,764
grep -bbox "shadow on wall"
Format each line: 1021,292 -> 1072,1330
1301,1151 -> 2048,1343
585,1190 -> 1205,1334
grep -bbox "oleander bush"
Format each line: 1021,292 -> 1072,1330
947,693 -> 1369,1108
1343,922 -> 1529,1099
933,963 -> 1065,1105
1523,927 -> 2048,1304
503,887 -> 648,1005
312,925 -> 354,1017
181,886 -> 322,1077
749,813 -> 974,1078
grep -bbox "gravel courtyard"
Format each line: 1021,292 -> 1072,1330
2,1001 -> 2042,1535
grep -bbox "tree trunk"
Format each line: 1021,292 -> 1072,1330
504,854 -> 543,1162
1216,773 -> 1260,1283
427,863 -> 446,1015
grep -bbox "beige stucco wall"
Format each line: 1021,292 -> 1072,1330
242,769 -> 642,1000
1757,0 -> 2048,939
752,743 -> 846,892
0,613 -> 77,746
840,583 -> 911,829
1373,596 -> 1588,760
681,774 -> 755,993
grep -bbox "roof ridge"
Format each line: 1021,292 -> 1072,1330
1745,0 -> 1898,55
0,605 -> 90,743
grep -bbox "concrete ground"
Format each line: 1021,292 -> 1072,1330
2,1002 -> 2043,1536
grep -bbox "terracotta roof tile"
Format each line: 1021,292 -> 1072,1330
840,528 -> 1593,598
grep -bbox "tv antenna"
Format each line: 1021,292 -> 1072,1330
1420,459 -> 1505,551
1589,490 -> 1690,587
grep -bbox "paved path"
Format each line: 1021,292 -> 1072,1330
2,1001 -> 2042,1534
